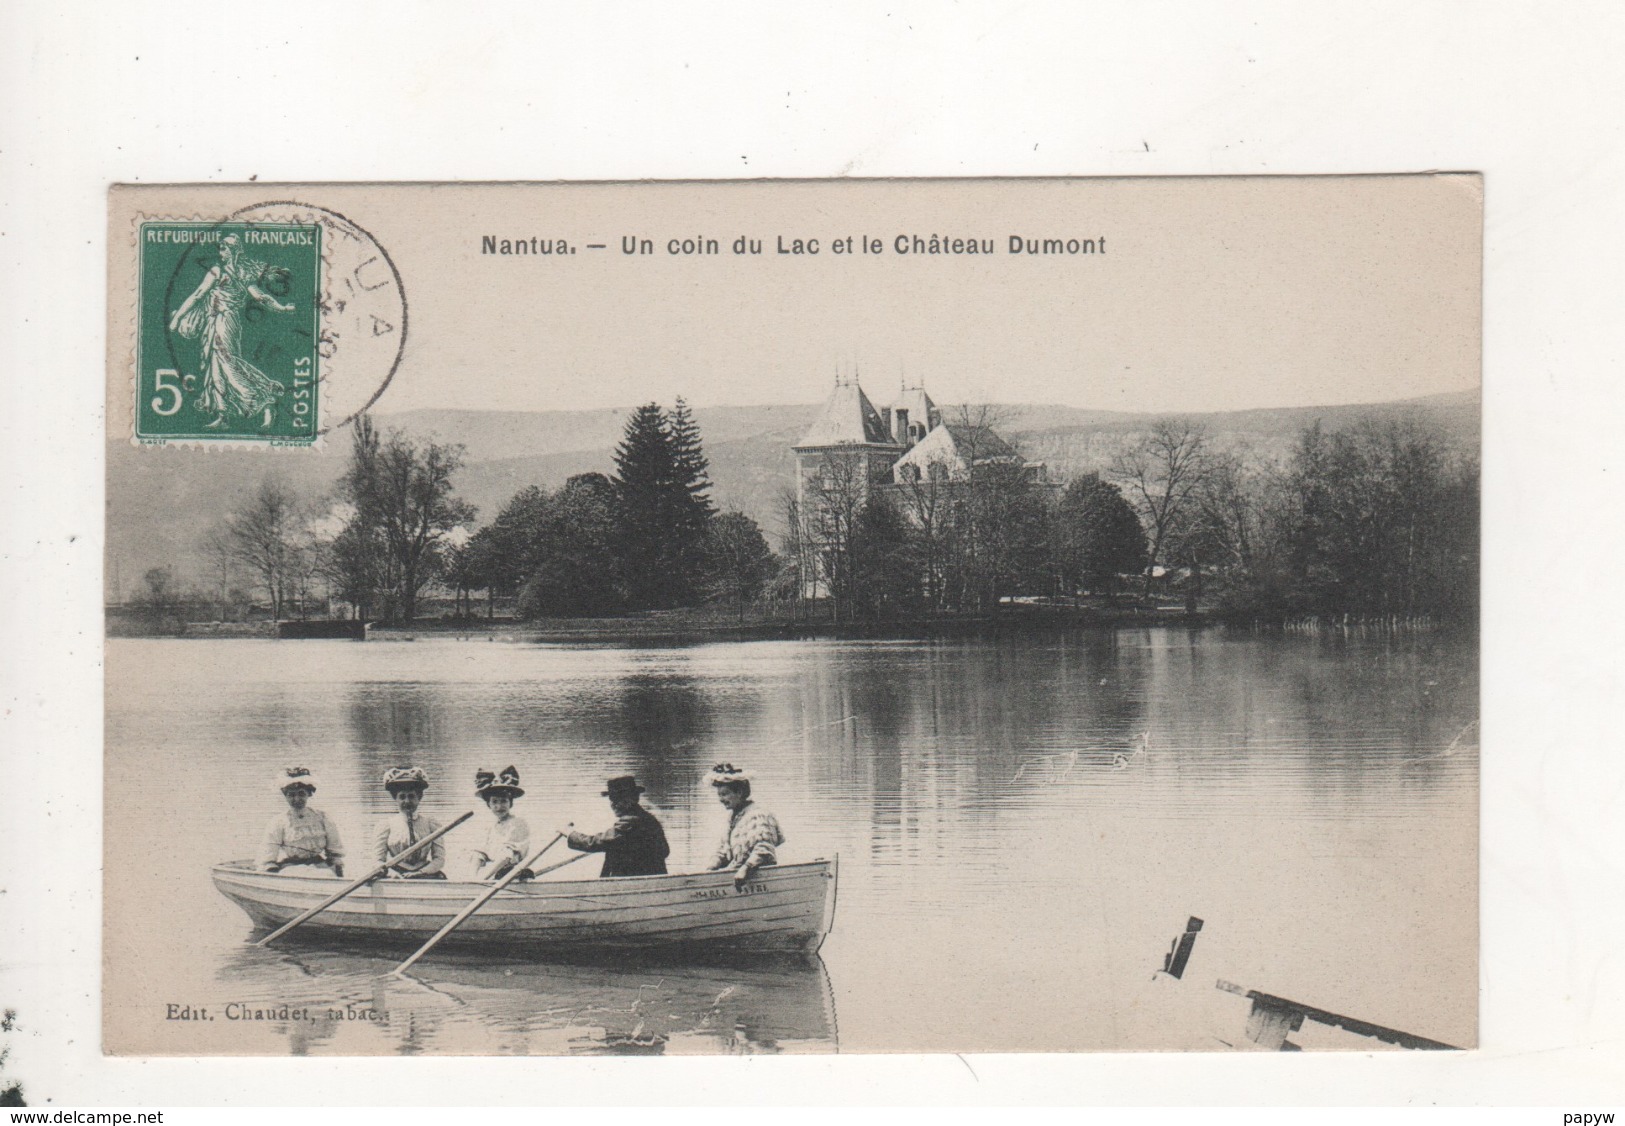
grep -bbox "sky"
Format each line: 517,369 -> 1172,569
110,177 -> 1482,421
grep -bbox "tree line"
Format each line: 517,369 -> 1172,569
180,404 -> 1475,628
450,400 -> 778,620
787,413 -> 1477,624
178,415 -> 477,625
189,399 -> 777,625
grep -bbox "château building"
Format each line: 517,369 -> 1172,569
791,375 -> 1049,597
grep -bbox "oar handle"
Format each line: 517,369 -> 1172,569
390,833 -> 565,976
505,831 -> 564,882
256,810 -> 474,947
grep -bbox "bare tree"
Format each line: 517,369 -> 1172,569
945,402 -> 1011,467
1110,420 -> 1215,597
956,459 -> 1051,612
1186,447 -> 1263,576
224,478 -> 304,619
199,527 -> 241,621
288,535 -> 327,620
442,541 -> 478,620
777,487 -> 819,620
804,449 -> 870,622
337,416 -> 476,623
922,404 -> 1053,612
896,466 -> 949,609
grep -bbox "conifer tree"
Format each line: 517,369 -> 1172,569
613,404 -> 686,608
667,397 -> 716,585
668,398 -> 714,518
608,400 -> 719,609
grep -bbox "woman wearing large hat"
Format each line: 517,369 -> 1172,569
370,767 -> 446,879
470,766 -> 531,882
705,764 -> 784,886
259,767 -> 345,877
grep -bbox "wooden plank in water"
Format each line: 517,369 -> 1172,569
1216,980 -> 1459,1051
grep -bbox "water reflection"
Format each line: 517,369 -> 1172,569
105,628 -> 1478,1054
605,673 -> 716,801
218,942 -> 836,1055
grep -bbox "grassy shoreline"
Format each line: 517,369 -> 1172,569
108,604 -> 1465,643
108,602 -> 1208,643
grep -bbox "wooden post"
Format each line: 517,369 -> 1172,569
1244,997 -> 1306,1051
1161,916 -> 1204,980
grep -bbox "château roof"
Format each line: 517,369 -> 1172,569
890,386 -> 938,429
941,423 -> 1017,460
794,381 -> 898,449
893,423 -> 1019,479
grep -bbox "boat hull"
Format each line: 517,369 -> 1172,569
212,857 -> 838,956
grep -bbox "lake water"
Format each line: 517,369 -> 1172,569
104,627 -> 1477,1054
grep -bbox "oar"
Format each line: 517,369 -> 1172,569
256,811 -> 474,947
522,850 -> 590,880
390,832 -> 570,976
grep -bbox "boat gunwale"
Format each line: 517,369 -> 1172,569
211,857 -> 834,901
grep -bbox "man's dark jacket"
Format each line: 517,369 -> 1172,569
566,805 -> 670,877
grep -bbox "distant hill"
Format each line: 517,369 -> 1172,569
375,403 -> 823,463
106,390 -> 1478,599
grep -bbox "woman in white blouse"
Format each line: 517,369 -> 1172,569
372,767 -> 446,879
470,766 -> 531,881
259,767 -> 345,878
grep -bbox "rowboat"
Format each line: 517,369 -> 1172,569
211,857 -> 838,956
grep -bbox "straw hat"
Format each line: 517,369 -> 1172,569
382,766 -> 430,792
474,765 -> 525,800
707,763 -> 753,787
277,766 -> 318,793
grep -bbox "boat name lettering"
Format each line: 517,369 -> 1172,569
692,882 -> 769,900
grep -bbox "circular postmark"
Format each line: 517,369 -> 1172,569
154,200 -> 407,440
231,201 -> 408,435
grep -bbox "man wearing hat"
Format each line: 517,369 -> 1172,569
561,776 -> 670,878
471,766 -> 531,882
372,767 -> 447,879
259,767 -> 345,877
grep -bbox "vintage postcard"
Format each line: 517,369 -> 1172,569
103,177 -> 1480,1056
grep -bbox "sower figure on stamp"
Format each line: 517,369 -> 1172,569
561,776 -> 670,878
470,766 -> 531,882
167,233 -> 294,430
705,764 -> 783,886
259,767 -> 345,878
372,767 -> 446,879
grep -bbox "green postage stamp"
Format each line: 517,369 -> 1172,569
136,222 -> 322,445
